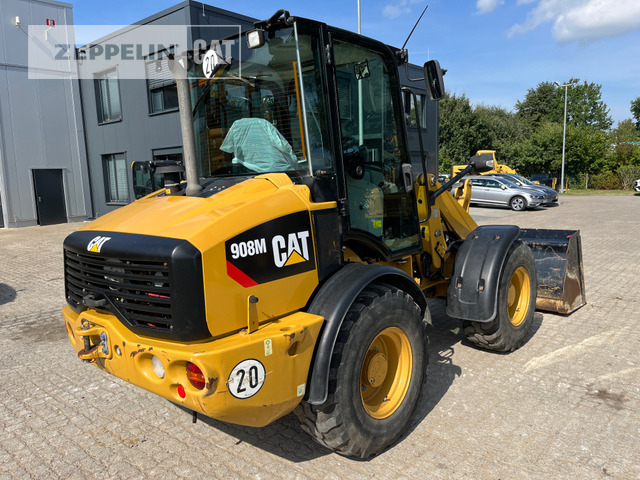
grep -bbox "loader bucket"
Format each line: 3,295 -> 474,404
519,229 -> 586,314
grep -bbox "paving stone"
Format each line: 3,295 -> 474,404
0,196 -> 639,479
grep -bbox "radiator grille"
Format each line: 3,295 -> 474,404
65,250 -> 173,331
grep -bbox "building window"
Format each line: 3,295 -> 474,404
153,147 -> 183,164
103,153 -> 129,204
95,68 -> 122,124
146,49 -> 178,114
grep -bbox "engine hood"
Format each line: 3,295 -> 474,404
72,173 -> 338,339
82,174 -> 313,248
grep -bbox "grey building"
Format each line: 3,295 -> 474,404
0,0 -> 92,228
78,1 -> 255,217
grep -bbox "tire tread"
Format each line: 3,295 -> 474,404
295,284 -> 427,458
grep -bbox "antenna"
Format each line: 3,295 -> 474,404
401,4 -> 429,52
400,4 -> 430,81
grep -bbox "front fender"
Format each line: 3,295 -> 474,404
446,225 -> 520,322
304,262 -> 427,405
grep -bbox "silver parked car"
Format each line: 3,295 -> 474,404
461,176 -> 545,211
489,173 -> 558,205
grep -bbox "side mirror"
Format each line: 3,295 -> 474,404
423,59 -> 445,101
468,153 -> 495,174
501,185 -> 507,190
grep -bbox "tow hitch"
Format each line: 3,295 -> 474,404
76,318 -> 112,361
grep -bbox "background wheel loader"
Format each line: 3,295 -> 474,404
62,11 -> 585,458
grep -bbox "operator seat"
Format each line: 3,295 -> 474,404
220,118 -> 298,173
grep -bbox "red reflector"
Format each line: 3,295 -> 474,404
177,385 -> 186,399
186,363 -> 205,390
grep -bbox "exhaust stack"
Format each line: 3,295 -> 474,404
169,55 -> 203,197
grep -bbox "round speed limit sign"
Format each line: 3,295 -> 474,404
228,359 -> 266,399
202,49 -> 218,79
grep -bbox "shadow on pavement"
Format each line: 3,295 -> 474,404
0,283 -> 17,306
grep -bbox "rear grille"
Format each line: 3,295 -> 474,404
63,230 -> 209,342
65,250 -> 173,331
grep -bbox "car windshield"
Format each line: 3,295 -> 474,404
189,23 -> 332,178
499,178 -> 520,189
515,175 -> 537,186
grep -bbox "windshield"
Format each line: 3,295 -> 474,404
499,178 -> 520,189
190,23 -> 332,178
514,175 -> 536,186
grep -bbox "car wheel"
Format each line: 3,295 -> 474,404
510,196 -> 525,211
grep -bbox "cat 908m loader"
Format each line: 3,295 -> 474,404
62,11 -> 585,457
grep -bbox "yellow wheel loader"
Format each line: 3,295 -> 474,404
62,11 -> 585,458
450,150 -> 518,177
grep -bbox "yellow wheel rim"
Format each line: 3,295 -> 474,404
360,327 -> 412,419
507,266 -> 531,327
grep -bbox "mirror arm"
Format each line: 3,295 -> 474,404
403,60 -> 424,82
429,164 -> 474,204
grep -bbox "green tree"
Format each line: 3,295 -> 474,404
515,82 -> 557,128
518,121 -> 563,176
438,92 -> 479,172
609,119 -> 640,168
513,80 -> 612,180
631,97 -> 640,130
517,81 -> 612,131
475,104 -> 527,169
565,125 -> 609,175
564,81 -> 613,131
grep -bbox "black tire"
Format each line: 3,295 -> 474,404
463,241 -> 536,352
510,196 -> 526,211
295,284 -> 429,458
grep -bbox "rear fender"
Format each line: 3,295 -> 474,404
446,225 -> 520,322
305,262 -> 427,405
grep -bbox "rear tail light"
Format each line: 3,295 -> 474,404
186,363 -> 205,389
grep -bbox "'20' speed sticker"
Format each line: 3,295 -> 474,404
228,359 -> 266,399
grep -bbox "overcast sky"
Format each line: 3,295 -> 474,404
71,0 -> 640,127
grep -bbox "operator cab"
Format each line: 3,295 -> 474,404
186,11 -> 443,261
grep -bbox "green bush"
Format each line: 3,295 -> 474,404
590,172 -> 622,190
618,166 -> 640,190
574,173 -> 589,189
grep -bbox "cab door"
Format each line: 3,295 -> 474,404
331,34 -> 420,258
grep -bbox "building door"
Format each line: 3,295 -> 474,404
33,169 -> 67,226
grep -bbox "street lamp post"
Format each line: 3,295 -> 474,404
554,78 -> 579,193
